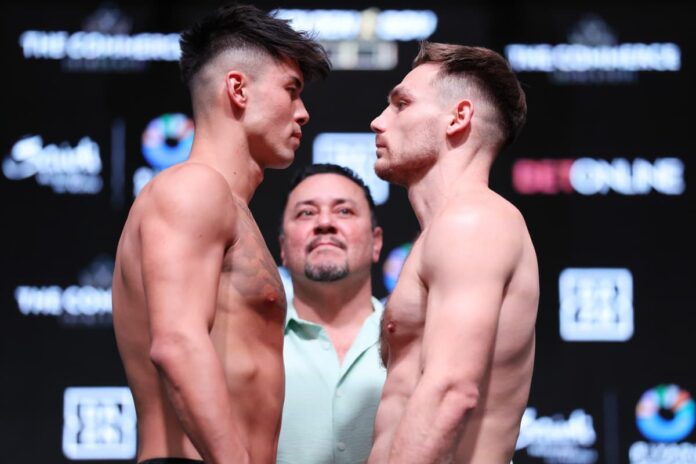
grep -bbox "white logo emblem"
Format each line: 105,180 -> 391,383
313,132 -> 389,205
559,268 -> 634,341
62,387 -> 136,460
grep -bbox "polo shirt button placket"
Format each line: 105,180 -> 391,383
336,441 -> 346,452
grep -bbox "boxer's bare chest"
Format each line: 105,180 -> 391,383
381,239 -> 428,360
220,203 -> 286,319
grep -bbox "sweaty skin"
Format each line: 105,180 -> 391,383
370,188 -> 538,464
112,163 -> 286,464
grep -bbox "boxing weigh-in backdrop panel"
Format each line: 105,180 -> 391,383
1,2 -> 694,463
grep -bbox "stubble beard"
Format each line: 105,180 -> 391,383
375,148 -> 438,186
375,126 -> 439,186
304,262 -> 349,282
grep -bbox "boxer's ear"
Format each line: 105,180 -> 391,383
446,99 -> 473,136
226,71 -> 248,109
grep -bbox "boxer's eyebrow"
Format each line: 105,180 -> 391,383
388,85 -> 413,103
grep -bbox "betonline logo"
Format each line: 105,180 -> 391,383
512,157 -> 685,196
559,268 -> 634,342
505,14 -> 680,84
2,135 -> 103,194
63,387 -> 136,460
516,407 -> 598,464
14,256 -> 114,327
313,133 -> 389,205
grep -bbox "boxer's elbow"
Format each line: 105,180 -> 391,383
149,331 -> 197,370
428,375 -> 480,420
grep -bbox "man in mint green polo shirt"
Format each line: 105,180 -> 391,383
277,163 -> 386,464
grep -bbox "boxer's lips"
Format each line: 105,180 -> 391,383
375,140 -> 387,157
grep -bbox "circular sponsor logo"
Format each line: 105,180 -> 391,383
636,384 -> 696,442
142,113 -> 193,170
382,243 -> 412,293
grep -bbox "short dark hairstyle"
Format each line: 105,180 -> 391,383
179,3 -> 330,86
280,163 -> 379,233
413,41 -> 526,148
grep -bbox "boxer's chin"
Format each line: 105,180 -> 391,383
375,160 -> 409,186
374,159 -> 396,182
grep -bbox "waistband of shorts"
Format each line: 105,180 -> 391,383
138,458 -> 204,464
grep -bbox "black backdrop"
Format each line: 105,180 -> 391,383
2,1 -> 694,463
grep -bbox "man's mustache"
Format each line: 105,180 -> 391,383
306,237 -> 346,252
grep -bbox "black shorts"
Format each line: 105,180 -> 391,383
139,459 -> 204,464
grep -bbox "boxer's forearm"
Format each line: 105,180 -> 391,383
151,334 -> 250,464
387,378 -> 477,464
